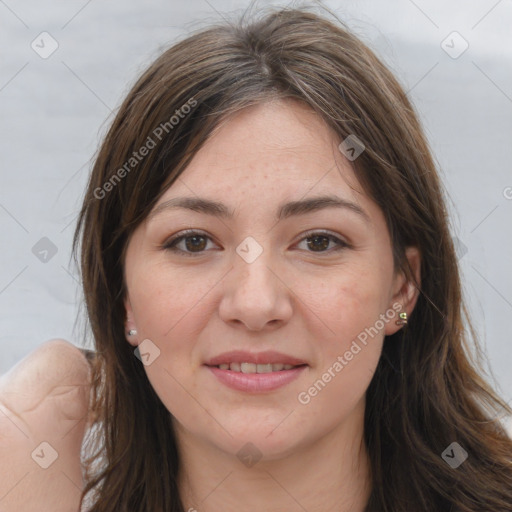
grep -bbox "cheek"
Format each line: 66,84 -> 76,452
128,264 -> 219,411
302,263 -> 391,402
130,262 -> 216,340
316,290 -> 385,382
311,264 -> 392,344
296,280 -> 386,423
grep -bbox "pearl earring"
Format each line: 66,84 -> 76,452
127,329 -> 137,336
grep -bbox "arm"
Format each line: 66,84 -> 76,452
0,339 -> 92,511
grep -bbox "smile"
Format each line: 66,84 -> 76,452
214,362 -> 303,373
205,364 -> 307,392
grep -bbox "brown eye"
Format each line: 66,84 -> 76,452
298,231 -> 348,254
183,234 -> 208,252
306,234 -> 330,252
162,230 -> 214,256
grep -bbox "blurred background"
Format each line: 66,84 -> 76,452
1,0 -> 511,421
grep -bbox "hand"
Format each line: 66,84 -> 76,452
0,339 -> 92,511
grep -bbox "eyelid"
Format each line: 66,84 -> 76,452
298,229 -> 349,246
161,228 -> 215,247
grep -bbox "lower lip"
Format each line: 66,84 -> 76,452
205,365 -> 307,392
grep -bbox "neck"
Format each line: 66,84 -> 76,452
175,400 -> 372,512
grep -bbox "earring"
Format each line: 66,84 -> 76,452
395,312 -> 408,326
127,329 -> 138,336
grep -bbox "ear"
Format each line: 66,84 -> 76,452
384,246 -> 421,336
123,295 -> 139,347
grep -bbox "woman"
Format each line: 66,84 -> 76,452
2,4 -> 512,511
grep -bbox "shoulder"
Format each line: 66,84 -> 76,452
0,338 -> 92,424
0,338 -> 92,511
1,338 -> 91,383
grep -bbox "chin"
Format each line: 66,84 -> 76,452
213,420 -> 305,461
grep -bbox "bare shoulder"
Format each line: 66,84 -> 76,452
0,338 -> 92,423
1,337 -> 91,382
0,339 -> 93,511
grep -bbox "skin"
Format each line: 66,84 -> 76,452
123,98 -> 421,512
0,339 -> 91,511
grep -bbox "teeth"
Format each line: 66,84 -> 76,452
216,362 -> 299,373
241,362 -> 257,373
256,363 -> 273,373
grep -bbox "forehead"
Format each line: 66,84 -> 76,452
157,99 -> 366,206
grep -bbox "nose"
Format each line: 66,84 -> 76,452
218,246 -> 293,332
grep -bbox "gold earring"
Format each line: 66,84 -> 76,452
396,312 -> 408,326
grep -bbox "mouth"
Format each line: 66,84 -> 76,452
208,362 -> 307,373
203,350 -> 308,392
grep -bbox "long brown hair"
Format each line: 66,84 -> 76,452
72,4 -> 512,511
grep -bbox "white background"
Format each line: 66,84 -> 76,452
1,0 -> 511,420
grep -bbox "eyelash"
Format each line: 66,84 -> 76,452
161,229 -> 349,257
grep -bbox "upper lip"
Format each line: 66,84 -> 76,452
204,350 -> 308,366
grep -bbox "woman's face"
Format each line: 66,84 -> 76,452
123,99 -> 418,461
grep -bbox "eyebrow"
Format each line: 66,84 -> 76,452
147,194 -> 370,223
